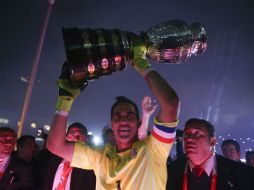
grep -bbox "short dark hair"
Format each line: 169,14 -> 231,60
221,139 -> 240,152
110,96 -> 140,120
0,127 -> 16,137
17,135 -> 35,147
67,122 -> 87,136
184,118 -> 215,138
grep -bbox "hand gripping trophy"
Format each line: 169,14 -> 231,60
62,19 -> 207,86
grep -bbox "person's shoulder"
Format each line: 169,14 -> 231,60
216,154 -> 239,166
37,148 -> 62,160
217,154 -> 254,173
168,155 -> 187,168
98,144 -> 113,156
9,153 -> 33,170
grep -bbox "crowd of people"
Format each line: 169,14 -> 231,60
1,122 -> 254,189
0,42 -> 254,190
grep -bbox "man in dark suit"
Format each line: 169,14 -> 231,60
166,118 -> 254,190
35,122 -> 96,190
0,127 -> 34,190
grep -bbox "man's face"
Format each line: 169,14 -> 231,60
183,123 -> 215,164
66,127 -> 86,143
222,144 -> 240,161
0,132 -> 16,157
111,102 -> 139,148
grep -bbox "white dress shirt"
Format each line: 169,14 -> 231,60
188,153 -> 215,176
52,159 -> 73,190
0,156 -> 10,177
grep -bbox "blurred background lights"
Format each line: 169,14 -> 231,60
88,131 -> 93,135
93,135 -> 102,146
30,122 -> 37,128
36,128 -> 43,137
35,137 -> 44,142
114,56 -> 121,65
240,158 -> 246,162
101,58 -> 109,69
88,63 -> 95,73
0,118 -> 9,124
43,125 -> 50,131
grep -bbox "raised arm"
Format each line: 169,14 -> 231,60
144,71 -> 179,122
46,63 -> 86,161
138,96 -> 158,140
132,44 -> 180,123
133,43 -> 180,179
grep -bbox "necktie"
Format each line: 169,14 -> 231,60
56,161 -> 72,190
192,166 -> 204,177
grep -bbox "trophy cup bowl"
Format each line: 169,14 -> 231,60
62,20 -> 207,86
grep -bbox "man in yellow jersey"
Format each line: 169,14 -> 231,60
47,43 -> 180,190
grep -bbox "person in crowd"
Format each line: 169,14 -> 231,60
0,127 -> 34,190
246,151 -> 254,167
175,129 -> 184,158
16,135 -> 38,163
35,122 -> 96,190
46,42 -> 180,189
102,128 -> 115,146
167,129 -> 184,164
221,139 -> 241,161
166,118 -> 254,190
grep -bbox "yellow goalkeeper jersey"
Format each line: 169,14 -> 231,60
71,119 -> 178,190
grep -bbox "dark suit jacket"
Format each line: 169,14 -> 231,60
166,154 -> 254,190
0,153 -> 34,190
35,149 -> 96,190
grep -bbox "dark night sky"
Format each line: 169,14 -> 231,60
0,0 -> 254,156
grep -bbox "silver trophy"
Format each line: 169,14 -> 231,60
62,19 -> 207,86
